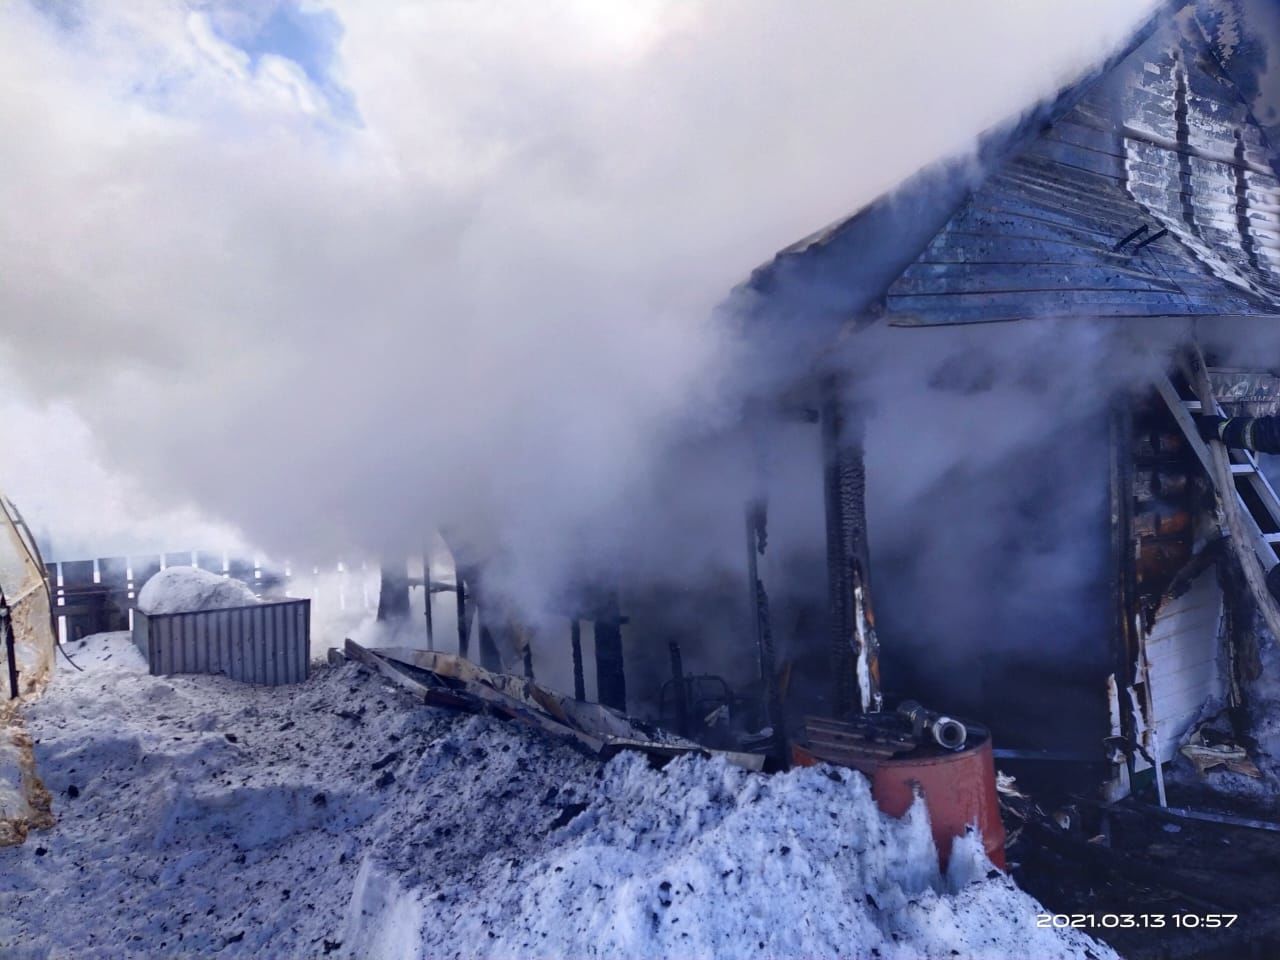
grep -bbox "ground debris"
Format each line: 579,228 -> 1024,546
7,631 -> 1118,960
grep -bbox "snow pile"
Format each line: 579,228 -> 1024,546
362,744 -> 1115,960
136,565 -> 258,615
0,632 -> 1116,959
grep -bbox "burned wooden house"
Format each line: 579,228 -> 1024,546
721,0 -> 1280,800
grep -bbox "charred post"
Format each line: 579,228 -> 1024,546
478,607 -> 502,673
820,377 -> 881,717
746,499 -> 787,763
1,590 -> 16,700
423,551 -> 435,651
668,640 -> 688,737
1108,399 -> 1139,784
570,619 -> 585,701
456,574 -> 470,660
593,593 -> 626,712
376,560 -> 412,622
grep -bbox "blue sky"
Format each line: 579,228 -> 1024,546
207,0 -> 359,122
32,0 -> 359,123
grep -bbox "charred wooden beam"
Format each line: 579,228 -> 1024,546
1,590 -> 17,700
1184,346 -> 1280,644
746,500 -> 786,762
423,551 -> 435,651
668,640 -> 688,737
455,575 -> 470,660
1109,399 -> 1140,775
570,619 -> 585,701
377,560 -> 411,622
478,621 -> 502,673
820,377 -> 881,717
593,593 -> 626,712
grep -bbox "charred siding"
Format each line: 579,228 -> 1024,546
883,18 -> 1280,326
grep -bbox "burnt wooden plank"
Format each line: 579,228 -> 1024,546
1000,156 -> 1130,201
985,176 -> 1143,231
884,301 -> 1280,327
967,197 -> 1145,244
918,238 -> 1228,295
992,161 -> 1133,206
947,206 -> 1133,249
895,262 -> 1183,295
921,232 -> 1158,266
888,287 -> 1192,308
1043,117 -> 1126,158
1022,136 -> 1128,180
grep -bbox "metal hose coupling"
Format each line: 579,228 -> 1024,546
897,699 -> 967,751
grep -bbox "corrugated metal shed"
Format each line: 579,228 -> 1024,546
132,599 -> 311,685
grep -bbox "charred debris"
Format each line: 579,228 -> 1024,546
342,2 -> 1280,956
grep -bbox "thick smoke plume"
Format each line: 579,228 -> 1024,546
0,0 -> 1152,623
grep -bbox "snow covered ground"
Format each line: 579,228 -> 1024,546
0,632 -> 1117,959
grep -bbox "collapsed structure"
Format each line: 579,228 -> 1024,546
720,0 -> 1280,803
407,0 -> 1280,821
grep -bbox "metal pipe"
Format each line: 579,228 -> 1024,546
897,700 -> 967,751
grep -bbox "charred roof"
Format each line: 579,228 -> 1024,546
743,0 -> 1280,333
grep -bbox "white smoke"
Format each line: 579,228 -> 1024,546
0,0 -> 1154,614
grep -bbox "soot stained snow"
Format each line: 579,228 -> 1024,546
0,632 -> 1115,959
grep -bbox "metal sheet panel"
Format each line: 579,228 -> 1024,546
1144,569 -> 1224,764
136,599 -> 310,685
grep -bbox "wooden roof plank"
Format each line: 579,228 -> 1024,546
897,262 -> 1184,295
745,4 -> 1280,329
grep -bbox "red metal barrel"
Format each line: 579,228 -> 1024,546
793,733 -> 1005,870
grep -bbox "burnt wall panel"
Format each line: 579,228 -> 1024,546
867,397 -> 1113,759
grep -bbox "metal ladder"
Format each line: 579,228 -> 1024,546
1155,374 -> 1280,575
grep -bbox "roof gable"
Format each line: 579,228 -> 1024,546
887,6 -> 1280,326
746,1 -> 1280,331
